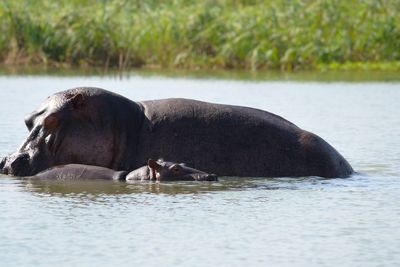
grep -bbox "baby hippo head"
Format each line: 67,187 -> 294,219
148,159 -> 218,181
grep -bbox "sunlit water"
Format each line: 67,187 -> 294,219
0,73 -> 399,267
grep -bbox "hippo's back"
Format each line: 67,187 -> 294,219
35,164 -> 127,180
135,98 -> 353,178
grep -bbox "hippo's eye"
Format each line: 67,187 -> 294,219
171,165 -> 182,174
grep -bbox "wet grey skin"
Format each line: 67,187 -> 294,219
0,87 -> 353,178
34,159 -> 218,182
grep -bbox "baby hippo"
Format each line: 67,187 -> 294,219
34,159 -> 218,182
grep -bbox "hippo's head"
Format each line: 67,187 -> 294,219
147,159 -> 218,181
1,88 -> 143,176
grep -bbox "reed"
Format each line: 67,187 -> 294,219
1,0 -> 399,70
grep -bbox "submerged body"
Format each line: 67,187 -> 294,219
0,87 -> 353,178
35,159 -> 218,182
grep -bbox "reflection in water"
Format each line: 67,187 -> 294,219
29,178 -> 225,195
14,176 -> 254,196
2,174 -> 334,197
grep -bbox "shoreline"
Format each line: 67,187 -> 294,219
1,64 -> 399,83
1,61 -> 400,72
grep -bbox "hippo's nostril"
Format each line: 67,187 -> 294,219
0,157 -> 6,174
0,157 -> 6,168
10,154 -> 29,167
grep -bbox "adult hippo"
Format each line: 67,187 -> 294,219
0,87 -> 353,178
34,159 -> 218,182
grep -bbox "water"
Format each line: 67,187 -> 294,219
0,72 -> 399,267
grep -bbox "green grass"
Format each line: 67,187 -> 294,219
1,0 -> 399,71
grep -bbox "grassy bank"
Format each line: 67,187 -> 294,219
1,0 -> 399,71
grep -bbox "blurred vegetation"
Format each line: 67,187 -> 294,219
0,0 -> 399,71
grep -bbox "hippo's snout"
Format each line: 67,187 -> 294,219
1,153 -> 31,176
206,173 -> 218,181
196,173 -> 218,181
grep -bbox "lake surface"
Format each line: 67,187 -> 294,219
0,71 -> 399,267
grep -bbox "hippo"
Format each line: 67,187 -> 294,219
0,87 -> 353,178
33,159 -> 218,181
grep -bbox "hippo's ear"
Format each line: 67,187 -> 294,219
67,93 -> 86,109
148,159 -> 161,170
